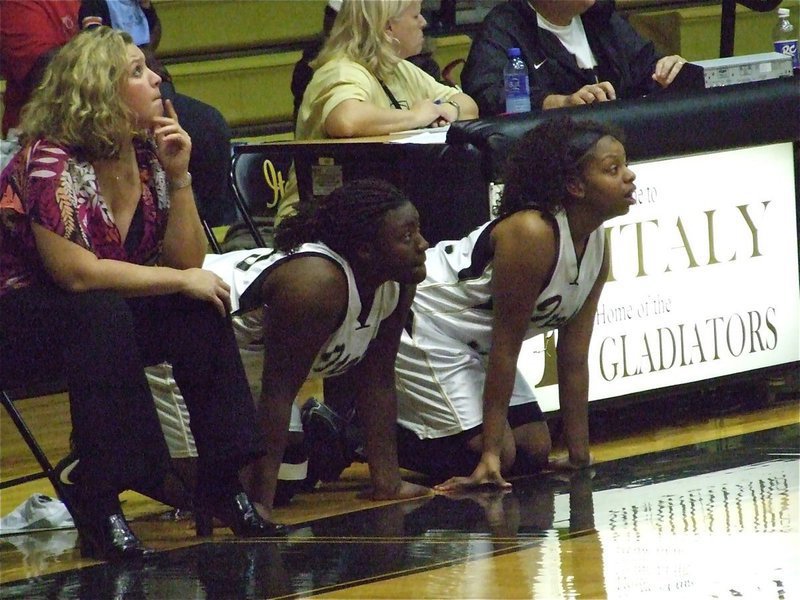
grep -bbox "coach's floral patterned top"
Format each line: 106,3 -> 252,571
0,138 -> 170,297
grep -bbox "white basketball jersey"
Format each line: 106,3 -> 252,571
203,243 -> 400,378
411,210 -> 605,350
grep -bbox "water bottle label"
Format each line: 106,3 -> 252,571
504,74 -> 530,96
773,39 -> 799,69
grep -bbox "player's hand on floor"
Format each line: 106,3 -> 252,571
434,456 -> 512,493
363,480 -> 432,501
548,452 -> 594,472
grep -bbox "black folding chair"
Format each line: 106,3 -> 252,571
228,143 -> 297,249
1,376 -> 69,499
202,219 -> 222,254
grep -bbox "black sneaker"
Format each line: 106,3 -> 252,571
273,442 -> 309,507
301,398 -> 365,488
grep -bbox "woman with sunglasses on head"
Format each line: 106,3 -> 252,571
0,27 -> 281,561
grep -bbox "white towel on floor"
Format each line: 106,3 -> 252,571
0,494 -> 74,533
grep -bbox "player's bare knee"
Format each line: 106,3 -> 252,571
509,440 -> 549,476
514,422 -> 551,462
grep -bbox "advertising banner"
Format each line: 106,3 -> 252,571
519,142 -> 800,412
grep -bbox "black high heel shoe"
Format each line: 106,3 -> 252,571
195,491 -> 286,538
78,513 -> 154,561
54,454 -> 153,561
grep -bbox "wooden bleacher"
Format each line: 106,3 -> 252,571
155,0 -> 326,58
153,0 -> 325,139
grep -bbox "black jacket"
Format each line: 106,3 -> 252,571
461,0 -> 661,115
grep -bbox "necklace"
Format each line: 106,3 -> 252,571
97,148 -> 136,183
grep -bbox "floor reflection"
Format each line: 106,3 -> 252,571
0,424 -> 796,599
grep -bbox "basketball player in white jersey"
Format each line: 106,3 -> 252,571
147,179 -> 430,518
207,179 -> 431,519
394,116 -> 637,490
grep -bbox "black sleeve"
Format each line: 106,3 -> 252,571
140,2 -> 161,49
461,15 -> 519,116
610,14 -> 660,97
461,2 -> 553,115
140,3 -> 159,31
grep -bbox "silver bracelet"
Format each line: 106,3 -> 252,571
445,99 -> 461,121
168,172 -> 192,191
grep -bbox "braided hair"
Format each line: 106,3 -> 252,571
499,115 -> 624,217
274,178 -> 411,258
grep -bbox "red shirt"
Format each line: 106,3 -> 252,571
0,0 -> 81,135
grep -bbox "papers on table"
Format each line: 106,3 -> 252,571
388,125 -> 450,144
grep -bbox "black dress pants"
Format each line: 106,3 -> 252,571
0,283 -> 265,501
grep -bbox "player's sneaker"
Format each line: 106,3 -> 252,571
301,398 -> 366,489
274,442 -> 309,507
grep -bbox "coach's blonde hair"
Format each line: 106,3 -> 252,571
311,0 -> 416,81
19,27 -> 143,160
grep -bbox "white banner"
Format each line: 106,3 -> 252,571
519,142 -> 800,412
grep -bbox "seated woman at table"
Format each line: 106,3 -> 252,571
461,0 -> 686,116
275,0 -> 478,223
0,27 -> 281,561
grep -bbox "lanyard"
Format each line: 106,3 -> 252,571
378,79 -> 404,110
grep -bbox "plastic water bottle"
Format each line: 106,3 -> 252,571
504,47 -> 531,114
772,8 -> 799,70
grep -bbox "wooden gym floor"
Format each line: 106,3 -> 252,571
0,371 -> 798,599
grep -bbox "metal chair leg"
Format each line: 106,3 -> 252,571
1,386 -> 68,501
